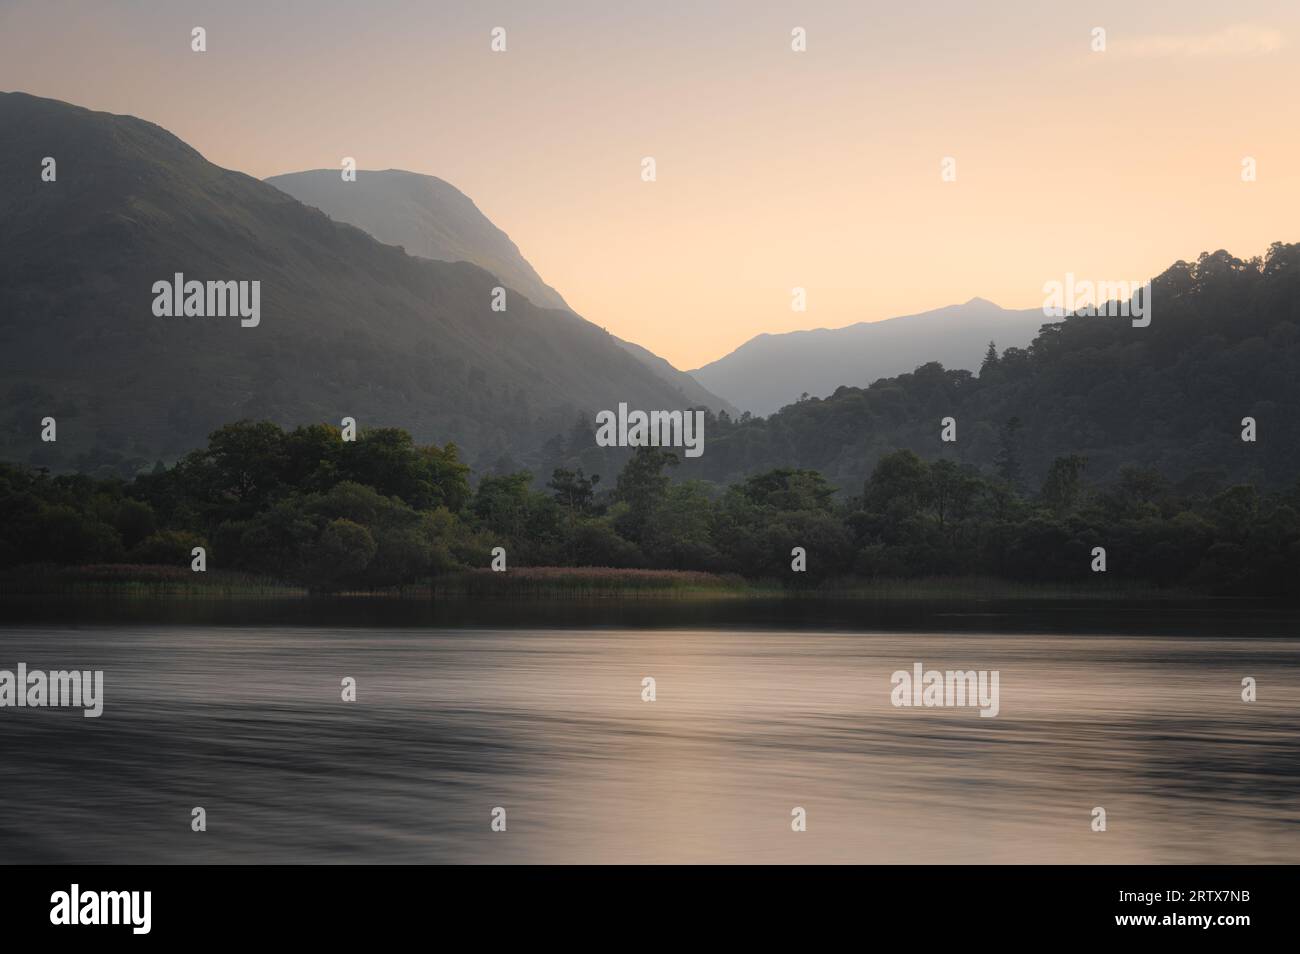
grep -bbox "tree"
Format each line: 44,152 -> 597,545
643,481 -> 716,569
1040,455 -> 1088,515
204,420 -> 289,515
308,518 -> 376,589
980,340 -> 999,375
472,472 -> 533,539
420,442 -> 472,513
994,417 -> 1023,487
928,459 -> 977,531
339,428 -> 430,508
613,447 -> 679,543
864,450 -> 930,516
548,467 -> 600,514
129,529 -> 205,565
739,469 -> 836,512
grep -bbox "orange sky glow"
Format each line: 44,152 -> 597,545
2,0 -> 1297,368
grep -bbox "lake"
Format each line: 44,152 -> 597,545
0,598 -> 1296,863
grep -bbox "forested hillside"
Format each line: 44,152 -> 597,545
0,93 -> 698,473
543,245 -> 1300,494
3,415 -> 1297,596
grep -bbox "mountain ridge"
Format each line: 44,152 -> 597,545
666,244 -> 1300,490
265,166 -> 736,416
691,298 -> 1055,416
0,92 -> 702,474
265,167 -> 570,310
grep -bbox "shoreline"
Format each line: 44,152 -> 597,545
0,563 -> 1240,603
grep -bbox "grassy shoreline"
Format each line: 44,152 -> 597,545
0,563 -> 1215,602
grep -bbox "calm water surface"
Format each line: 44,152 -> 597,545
0,599 -> 1296,863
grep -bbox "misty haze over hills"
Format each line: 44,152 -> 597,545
0,93 -> 705,471
691,299 -> 1056,416
267,168 -> 1051,422
658,245 -> 1300,491
266,168 -> 736,416
266,169 -> 570,311
6,92 -> 1294,497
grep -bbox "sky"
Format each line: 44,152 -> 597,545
2,0 -> 1298,369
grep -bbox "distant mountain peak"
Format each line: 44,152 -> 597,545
266,166 -> 735,415
692,299 -> 1054,416
265,167 -> 571,311
0,93 -> 715,468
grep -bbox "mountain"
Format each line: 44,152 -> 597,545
0,92 -> 703,473
690,299 -> 1054,416
265,168 -> 569,310
266,168 -> 736,416
675,246 -> 1300,491
608,336 -> 738,417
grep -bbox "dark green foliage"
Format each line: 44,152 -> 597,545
1040,455 -> 1088,515
569,245 -> 1300,495
0,420 -> 479,591
547,467 -> 600,514
129,529 -> 205,565
0,92 -> 707,472
1,425 -> 1298,595
612,447 -> 679,545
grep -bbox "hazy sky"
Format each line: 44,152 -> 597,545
2,0 -> 1297,369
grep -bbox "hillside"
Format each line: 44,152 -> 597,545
690,298 -> 1053,416
0,92 -> 699,474
265,168 -> 569,310
267,167 -> 735,416
545,247 -> 1300,493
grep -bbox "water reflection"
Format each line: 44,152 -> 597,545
0,600 -> 1295,863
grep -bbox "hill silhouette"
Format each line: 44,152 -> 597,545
691,298 -> 1053,416
266,167 -> 735,415
266,168 -> 570,310
544,246 -> 1300,493
0,92 -> 700,473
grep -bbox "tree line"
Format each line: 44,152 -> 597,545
534,244 -> 1300,496
2,419 -> 1296,596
